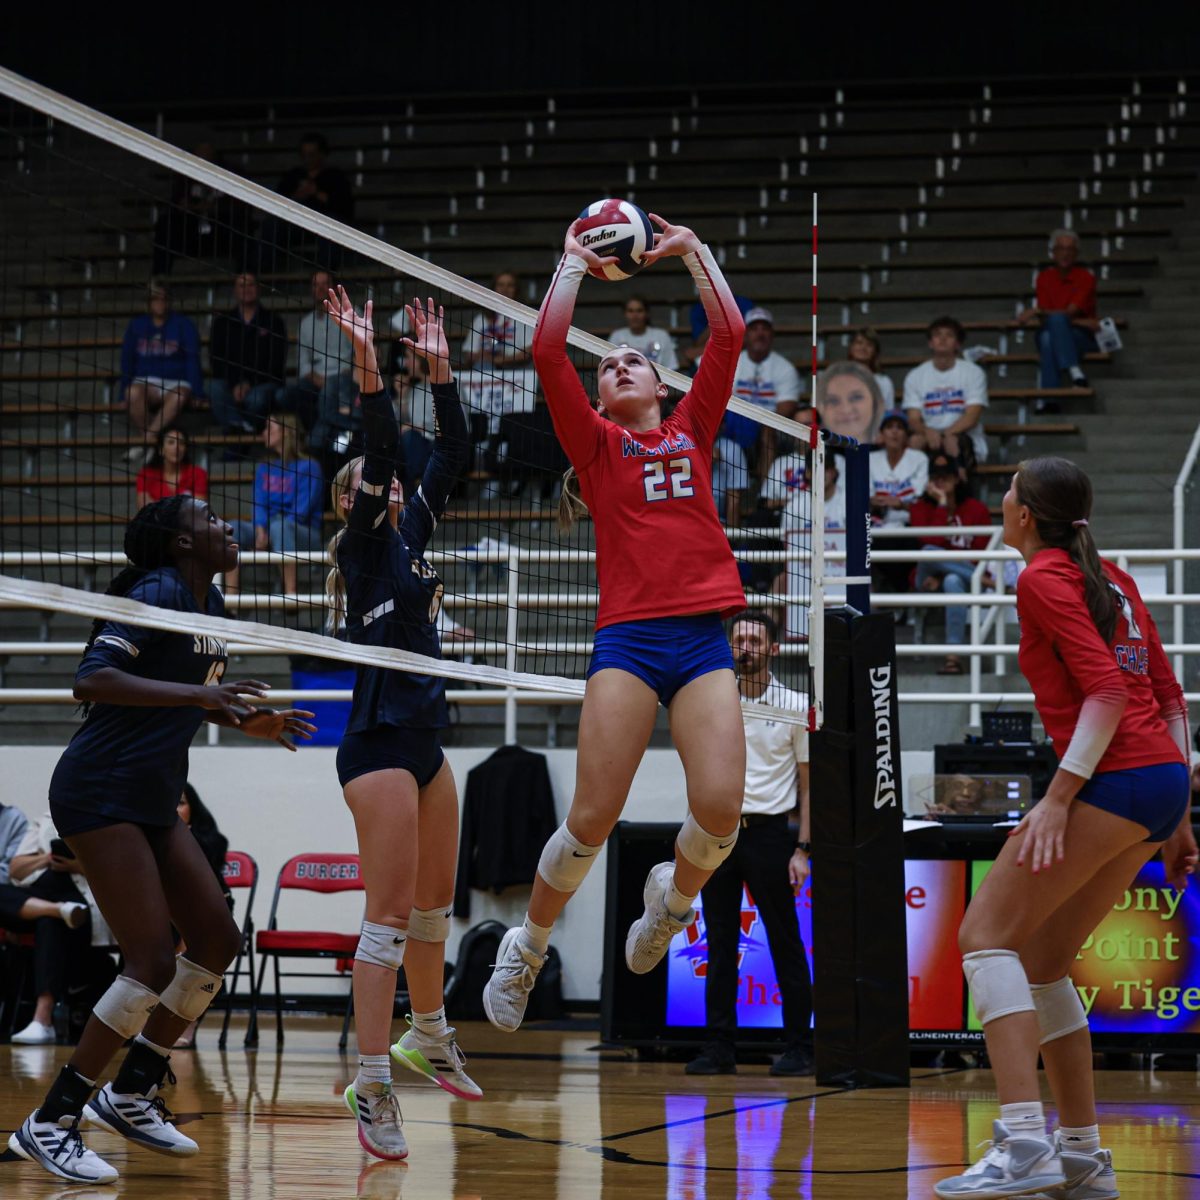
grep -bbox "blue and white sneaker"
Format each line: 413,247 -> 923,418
1044,1135 -> 1119,1199
83,1080 -> 198,1157
934,1119 -> 1065,1198
7,1111 -> 118,1184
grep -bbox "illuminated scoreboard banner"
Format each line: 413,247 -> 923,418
664,857 -> 1199,1041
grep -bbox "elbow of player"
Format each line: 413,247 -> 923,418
73,672 -> 107,703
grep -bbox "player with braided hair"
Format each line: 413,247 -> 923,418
8,496 -> 315,1186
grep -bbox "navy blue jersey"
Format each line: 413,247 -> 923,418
339,383 -> 468,734
49,567 -> 227,827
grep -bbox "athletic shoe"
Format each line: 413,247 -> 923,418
11,1019 -> 56,1044
344,1080 -> 408,1161
83,1080 -> 198,1157
482,927 -> 545,1033
58,901 -> 88,929
7,1112 -> 118,1184
624,862 -> 695,975
1045,1137 -> 1118,1200
391,1018 -> 482,1100
769,1043 -> 815,1077
934,1120 -> 1065,1197
685,1043 -> 736,1075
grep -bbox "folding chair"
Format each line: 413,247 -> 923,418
217,850 -> 260,1050
252,853 -> 363,1049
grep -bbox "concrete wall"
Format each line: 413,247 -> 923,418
3,744 -> 933,1003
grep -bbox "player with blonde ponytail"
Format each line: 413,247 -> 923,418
321,287 -> 474,1162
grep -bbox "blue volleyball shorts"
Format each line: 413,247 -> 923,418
587,614 -> 734,705
1075,761 -> 1190,842
337,725 -> 445,789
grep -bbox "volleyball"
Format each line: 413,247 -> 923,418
575,198 -> 655,281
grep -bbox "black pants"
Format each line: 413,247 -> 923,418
0,873 -> 91,999
700,814 -> 812,1048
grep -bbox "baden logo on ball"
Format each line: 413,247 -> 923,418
575,198 -> 655,281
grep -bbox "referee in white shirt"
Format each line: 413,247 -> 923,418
686,610 -> 813,1076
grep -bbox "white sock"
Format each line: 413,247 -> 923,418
1068,365 -> 1086,381
135,1032 -> 172,1059
412,1006 -> 449,1040
520,915 -> 551,955
664,872 -> 695,920
999,1100 -> 1046,1138
1058,1123 -> 1101,1153
356,1054 -> 392,1086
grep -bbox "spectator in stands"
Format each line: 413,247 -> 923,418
278,132 -> 354,226
727,306 -> 802,478
814,361 -> 885,447
847,327 -> 896,409
1017,229 -> 1099,411
775,455 -> 846,640
712,435 -> 750,526
135,426 -> 209,511
119,279 -> 203,466
903,316 -> 989,471
208,272 -> 287,433
172,784 -> 231,1049
0,803 -> 87,936
236,413 -> 325,596
2,812 -> 104,1045
289,269 -> 359,456
461,271 -> 532,369
869,411 -> 928,596
909,452 -> 993,675
608,295 -> 679,371
151,142 -> 250,275
758,418 -> 810,515
681,290 -> 754,372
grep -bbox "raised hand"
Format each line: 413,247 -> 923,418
399,297 -> 453,385
324,285 -> 382,392
640,213 -> 701,264
564,218 -> 620,273
196,679 -> 272,725
238,707 -> 318,751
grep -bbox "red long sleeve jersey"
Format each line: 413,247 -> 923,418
1017,549 -> 1186,774
534,249 -> 747,629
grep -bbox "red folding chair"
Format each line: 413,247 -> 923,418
252,853 -> 363,1049
218,850 -> 260,1050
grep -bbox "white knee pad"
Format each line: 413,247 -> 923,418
537,823 -> 602,894
93,974 -> 161,1039
355,920 -> 407,971
406,906 -> 451,944
1030,976 -> 1089,1044
962,949 -> 1035,1026
159,956 -> 224,1022
677,812 -> 737,871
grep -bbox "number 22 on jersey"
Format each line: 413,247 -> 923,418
643,457 -> 695,502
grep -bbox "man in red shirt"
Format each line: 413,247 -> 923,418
910,453 -> 993,675
1017,230 -> 1100,410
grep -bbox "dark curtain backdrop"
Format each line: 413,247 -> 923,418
4,4 -> 1200,113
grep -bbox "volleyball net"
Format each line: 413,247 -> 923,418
0,68 -> 851,728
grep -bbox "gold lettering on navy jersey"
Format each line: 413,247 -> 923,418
192,635 -> 227,657
621,432 -> 697,458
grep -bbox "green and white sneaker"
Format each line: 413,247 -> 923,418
392,1018 -> 482,1100
344,1080 -> 408,1161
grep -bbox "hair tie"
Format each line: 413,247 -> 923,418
1072,519 -> 1089,528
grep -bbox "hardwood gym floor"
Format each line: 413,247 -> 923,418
2,1018 -> 1197,1198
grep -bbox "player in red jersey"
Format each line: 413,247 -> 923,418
936,456 -> 1197,1200
483,215 -> 753,1033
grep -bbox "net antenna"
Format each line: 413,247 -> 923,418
808,192 -> 824,731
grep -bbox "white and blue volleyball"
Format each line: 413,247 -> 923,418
575,198 -> 655,281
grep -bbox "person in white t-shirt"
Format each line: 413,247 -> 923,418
775,457 -> 846,640
869,410 -> 929,596
847,327 -> 895,410
726,306 -> 802,478
461,270 -> 532,369
685,610 -> 813,1078
608,295 -> 679,371
903,316 -> 989,466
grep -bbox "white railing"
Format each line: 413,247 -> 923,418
5,532 -> 1200,737
1173,422 -> 1200,683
